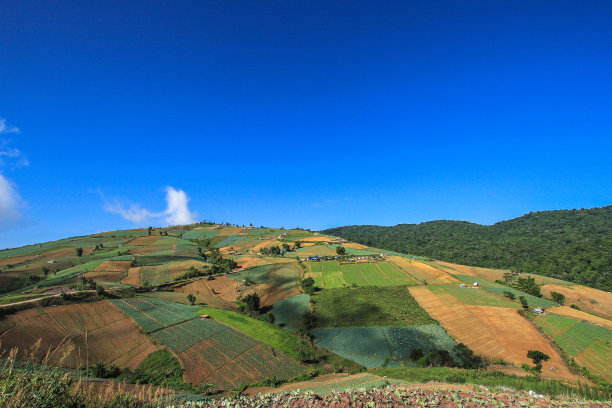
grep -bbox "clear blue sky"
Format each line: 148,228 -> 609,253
1,1 -> 611,249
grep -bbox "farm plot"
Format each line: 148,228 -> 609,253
451,275 -> 557,308
182,228 -> 220,240
312,286 -> 436,328
408,287 -> 577,382
547,306 -> 612,330
215,235 -> 245,248
390,257 -> 459,285
229,262 -> 301,306
151,317 -> 304,388
0,300 -> 158,370
86,260 -> 133,285
272,294 -> 310,331
138,259 -> 209,286
435,261 -> 572,286
307,261 -> 417,289
428,286 -> 520,309
292,245 -> 338,258
534,313 -> 612,382
540,284 -> 612,320
312,324 -> 456,368
109,297 -> 199,333
145,291 -> 236,311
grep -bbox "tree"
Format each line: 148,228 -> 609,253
42,266 -> 49,276
96,286 -> 105,296
503,291 -> 516,300
282,243 -> 291,252
75,247 -> 83,257
148,226 -> 153,236
550,291 -> 566,305
267,313 -> 275,324
242,293 -> 260,313
295,241 -> 301,249
519,295 -> 529,310
503,272 -> 515,284
336,246 -> 346,255
187,294 -> 196,305
301,277 -> 316,294
527,350 -> 550,374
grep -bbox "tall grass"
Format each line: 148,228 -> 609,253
0,343 -> 168,408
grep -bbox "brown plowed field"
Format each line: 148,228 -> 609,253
85,271 -> 126,282
343,243 -> 369,250
216,227 -> 248,236
175,276 -> 240,303
121,267 -> 142,286
541,285 -> 612,320
409,287 -> 578,382
548,306 -> 612,330
92,260 -> 132,273
391,257 -> 459,284
296,236 -> 334,242
0,300 -> 157,370
252,240 -> 284,252
126,236 -> 160,246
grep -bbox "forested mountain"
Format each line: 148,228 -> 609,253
323,206 -> 612,291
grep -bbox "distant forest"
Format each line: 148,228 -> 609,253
324,206 -> 612,291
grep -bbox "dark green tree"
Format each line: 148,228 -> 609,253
519,295 -> 529,309
336,246 -> 346,255
187,294 -> 196,305
527,350 -> 550,374
75,247 -> 83,257
550,291 -> 566,305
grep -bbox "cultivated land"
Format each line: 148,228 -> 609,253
1,223 -> 611,405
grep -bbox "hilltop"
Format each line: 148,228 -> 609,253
323,206 -> 612,291
0,223 -> 611,406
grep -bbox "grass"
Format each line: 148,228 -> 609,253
308,261 -> 417,288
272,294 -> 311,331
428,285 -> 521,308
311,286 -> 436,328
196,307 -> 312,360
229,262 -> 301,292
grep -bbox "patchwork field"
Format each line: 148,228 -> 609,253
435,261 -> 572,286
151,317 -> 304,388
174,276 -> 240,304
428,286 -> 520,309
540,284 -> 612,320
109,297 -> 200,332
547,306 -> 612,331
534,313 -> 612,382
409,287 -> 576,382
312,286 -> 436,328
137,259 -> 210,286
307,260 -> 417,288
312,324 -> 456,368
228,262 -> 301,306
181,228 -> 220,240
0,300 -> 158,369
272,294 -> 310,331
390,257 -> 459,285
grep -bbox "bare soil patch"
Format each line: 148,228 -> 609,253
391,257 -> 458,284
541,285 -> 612,321
121,267 -> 141,286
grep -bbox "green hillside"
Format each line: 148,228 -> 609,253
324,206 -> 612,291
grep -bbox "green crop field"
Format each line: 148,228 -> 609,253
308,261 -> 417,288
109,297 -> 200,332
312,324 -> 456,368
294,374 -> 405,395
535,313 -> 612,381
182,228 -> 220,240
451,274 -> 558,308
272,294 -> 311,331
311,286 -> 436,328
215,235 -> 245,248
196,307 -> 313,360
428,285 -> 521,308
229,262 -> 300,293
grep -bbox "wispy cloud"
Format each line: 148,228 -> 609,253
0,118 -> 19,134
0,118 -> 27,230
0,174 -> 24,229
103,186 -> 198,226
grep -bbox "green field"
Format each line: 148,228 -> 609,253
272,294 -> 311,331
215,235 -> 245,248
196,307 -> 313,360
535,313 -> 611,381
308,261 -> 417,288
428,285 -> 521,308
451,274 -> 558,308
109,297 -> 200,332
312,324 -> 456,368
311,286 -> 436,328
229,262 -> 301,293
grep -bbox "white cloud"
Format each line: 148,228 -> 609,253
0,118 -> 19,134
104,186 -> 197,226
0,174 -> 23,230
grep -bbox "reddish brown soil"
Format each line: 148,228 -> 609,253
126,236 -> 160,246
121,267 -> 142,286
409,287 -> 579,383
0,300 -> 158,369
391,257 -> 458,284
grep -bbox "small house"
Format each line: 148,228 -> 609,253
533,308 -> 544,315
473,282 -> 479,287
459,284 -> 466,288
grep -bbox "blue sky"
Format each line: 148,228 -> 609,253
1,1 -> 611,249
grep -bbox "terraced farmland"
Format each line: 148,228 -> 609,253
409,287 -> 577,382
389,257 -> 459,285
228,262 -> 301,306
307,261 -> 417,288
312,324 -> 456,368
540,284 -> 612,320
109,297 -> 200,332
0,300 -> 158,369
147,312 -> 304,388
137,259 -> 209,286
535,313 -> 612,381
272,294 -> 310,331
